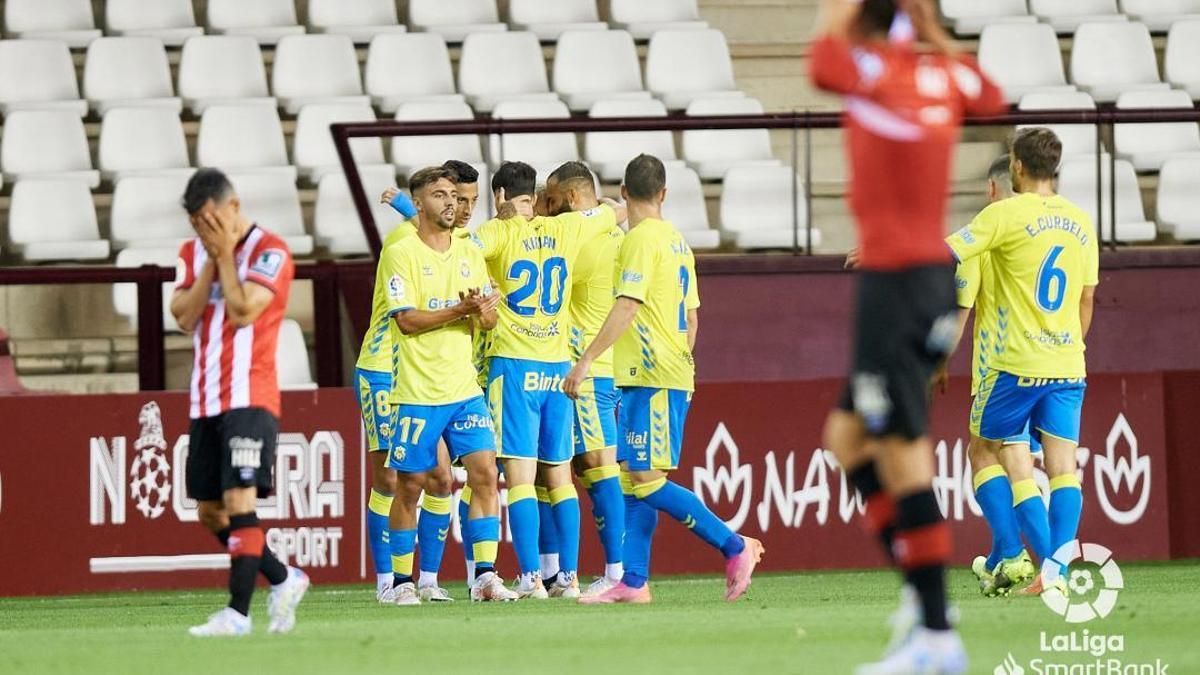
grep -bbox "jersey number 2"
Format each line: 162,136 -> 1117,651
507,257 -> 567,317
1036,245 -> 1067,313
677,266 -> 691,332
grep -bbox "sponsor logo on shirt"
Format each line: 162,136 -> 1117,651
422,265 -> 434,276
581,207 -> 601,217
251,249 -> 285,281
387,275 -> 405,301
621,270 -> 643,284
956,227 -> 976,244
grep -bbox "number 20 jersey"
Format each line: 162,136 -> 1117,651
471,205 -> 620,363
947,192 -> 1099,380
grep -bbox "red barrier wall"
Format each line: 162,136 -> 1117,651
0,373 -> 1174,596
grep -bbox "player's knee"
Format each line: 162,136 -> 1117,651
467,463 -> 499,494
396,474 -> 425,503
426,469 -> 454,496
824,411 -> 866,467
967,438 -> 999,469
371,463 -> 398,494
196,502 -> 226,533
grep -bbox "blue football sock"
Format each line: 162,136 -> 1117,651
1049,475 -> 1083,565
367,489 -> 393,575
388,528 -> 417,587
1012,479 -> 1053,563
466,516 -> 499,575
506,484 -> 541,575
550,485 -> 581,575
636,478 -> 739,557
536,486 -> 559,566
584,467 -> 626,566
621,493 -> 657,589
417,493 -> 452,576
973,466 -> 1024,567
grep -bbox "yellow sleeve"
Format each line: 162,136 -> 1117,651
380,244 -> 417,315
1083,220 -> 1100,287
614,230 -> 655,303
684,249 -> 700,311
947,202 -> 1006,263
471,217 -> 512,260
955,255 -> 981,309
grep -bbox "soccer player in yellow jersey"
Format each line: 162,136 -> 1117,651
472,161 -> 625,599
362,161 -> 481,601
944,156 -> 1039,597
946,129 -> 1099,595
377,166 -> 516,604
566,154 -> 764,605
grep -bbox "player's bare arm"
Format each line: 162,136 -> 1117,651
170,258 -> 215,333
902,0 -> 960,57
598,196 -> 628,224
687,308 -> 699,352
198,211 -> 274,328
1080,285 -> 1097,338
563,296 -> 641,399
814,0 -> 861,38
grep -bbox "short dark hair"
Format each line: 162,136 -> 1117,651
182,168 -> 234,215
548,161 -> 595,192
624,154 -> 666,201
409,166 -> 457,194
491,161 -> 537,198
1010,128 -> 1062,180
988,155 -> 1011,181
442,159 -> 479,185
859,0 -> 897,35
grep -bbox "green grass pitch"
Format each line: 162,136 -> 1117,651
2,563 -> 1197,674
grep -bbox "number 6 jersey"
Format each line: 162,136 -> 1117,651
947,192 -> 1099,380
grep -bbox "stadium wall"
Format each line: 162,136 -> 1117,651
0,372 -> 1182,596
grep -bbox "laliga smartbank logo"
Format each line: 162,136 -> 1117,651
1041,540 -> 1123,624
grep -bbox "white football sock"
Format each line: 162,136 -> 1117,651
605,563 -> 624,582
539,553 -> 560,579
418,571 -> 439,588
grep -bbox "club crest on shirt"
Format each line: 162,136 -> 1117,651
460,260 -> 471,278
387,274 -> 405,301
251,249 -> 285,280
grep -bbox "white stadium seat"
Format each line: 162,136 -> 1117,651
113,247 -> 179,329
205,0 -> 304,45
293,103 -> 386,183
105,0 -> 202,47
272,34 -> 369,115
226,172 -> 314,255
1018,91 -> 1103,158
0,110 -> 101,188
110,173 -> 197,250
196,105 -> 295,179
585,98 -> 676,183
408,0 -> 507,43
1031,0 -> 1128,33
646,29 -> 744,111
939,0 -> 1037,36
307,0 -> 407,43
609,0 -> 709,40
1120,0 -> 1200,32
489,100 -> 578,171
1114,90 -> 1200,171
365,34 -> 465,113
1070,22 -> 1170,103
84,37 -> 182,115
391,100 -> 484,178
719,165 -> 819,250
276,319 -> 317,390
4,0 -> 101,48
682,97 -> 780,180
98,107 -> 191,181
8,180 -> 110,262
178,36 -> 273,115
1165,20 -> 1200,98
1156,157 -> 1200,239
554,30 -> 651,112
459,32 -> 560,113
314,165 -> 406,255
0,40 -> 88,116
979,23 -> 1077,104
509,0 -> 607,41
1057,157 -> 1158,242
663,165 -> 720,251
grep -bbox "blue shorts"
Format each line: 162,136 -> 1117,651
386,396 -> 495,473
574,377 -> 620,456
487,357 -> 573,464
355,367 -> 392,453
1001,420 -> 1044,453
971,370 -> 1086,444
618,387 -> 692,472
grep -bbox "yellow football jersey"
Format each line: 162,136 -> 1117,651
355,221 -> 418,372
955,252 -> 999,397
379,233 -> 492,405
472,205 -> 620,363
570,226 -> 624,379
613,218 -> 699,392
947,192 -> 1099,380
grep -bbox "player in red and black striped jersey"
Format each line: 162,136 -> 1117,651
170,168 -> 310,637
810,1 -> 1005,673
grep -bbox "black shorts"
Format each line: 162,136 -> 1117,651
186,407 -> 278,501
838,265 -> 957,440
